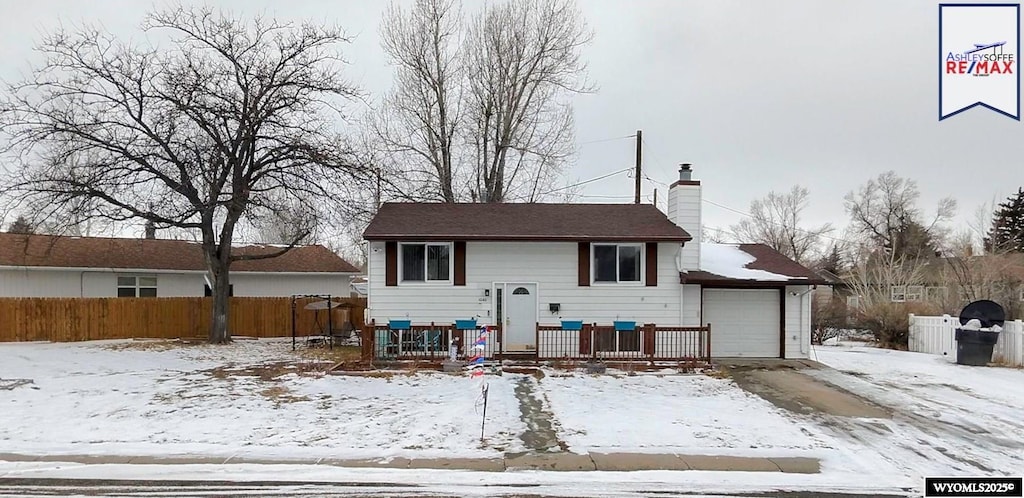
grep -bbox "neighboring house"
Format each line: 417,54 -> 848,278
362,165 -> 826,359
0,233 -> 360,298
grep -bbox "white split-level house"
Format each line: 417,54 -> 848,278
0,233 -> 360,298
363,164 -> 826,359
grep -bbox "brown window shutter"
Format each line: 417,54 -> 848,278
453,241 -> 466,286
645,242 -> 658,287
385,241 -> 397,286
578,242 -> 590,286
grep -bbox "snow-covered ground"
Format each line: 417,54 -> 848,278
809,344 -> 1024,479
538,373 -> 835,457
0,339 -> 525,460
2,339 -> 1022,496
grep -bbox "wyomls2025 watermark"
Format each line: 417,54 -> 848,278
924,476 -> 1023,497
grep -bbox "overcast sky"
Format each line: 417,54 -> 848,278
2,0 -> 1021,244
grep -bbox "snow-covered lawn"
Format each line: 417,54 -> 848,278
2,339 -> 1022,495
538,373 -> 834,457
0,339 -> 525,460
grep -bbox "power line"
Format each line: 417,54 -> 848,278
541,167 -> 633,195
576,134 -> 636,146
702,197 -> 853,245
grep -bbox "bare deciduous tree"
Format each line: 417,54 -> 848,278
375,0 -> 463,202
1,6 -> 364,343
729,185 -> 832,265
464,0 -> 591,202
844,171 -> 956,261
845,251 -> 937,347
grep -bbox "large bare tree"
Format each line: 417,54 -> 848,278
465,0 -> 591,202
1,6 -> 363,343
729,185 -> 832,265
375,0 -> 463,203
373,0 -> 591,204
844,171 -> 956,261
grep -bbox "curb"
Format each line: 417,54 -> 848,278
0,452 -> 819,474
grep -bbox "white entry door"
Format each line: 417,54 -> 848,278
501,283 -> 537,351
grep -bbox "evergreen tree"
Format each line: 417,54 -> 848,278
986,188 -> 1024,252
5,216 -> 35,234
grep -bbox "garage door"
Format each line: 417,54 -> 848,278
702,289 -> 780,358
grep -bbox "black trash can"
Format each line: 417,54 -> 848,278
953,300 -> 1005,366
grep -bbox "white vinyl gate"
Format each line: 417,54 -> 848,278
908,314 -> 1024,367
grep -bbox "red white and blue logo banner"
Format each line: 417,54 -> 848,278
939,3 -> 1020,120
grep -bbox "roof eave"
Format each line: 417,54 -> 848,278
679,273 -> 827,287
363,234 -> 692,243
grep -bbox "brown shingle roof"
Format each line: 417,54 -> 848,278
0,233 -> 359,273
363,203 -> 692,242
681,243 -> 828,286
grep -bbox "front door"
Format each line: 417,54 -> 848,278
501,283 -> 537,351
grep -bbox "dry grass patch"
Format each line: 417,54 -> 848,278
101,339 -> 205,352
206,361 -> 333,382
259,385 -> 311,405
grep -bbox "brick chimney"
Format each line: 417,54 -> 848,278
666,163 -> 701,271
144,221 -> 156,239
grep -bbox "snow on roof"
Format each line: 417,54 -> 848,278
700,243 -> 804,281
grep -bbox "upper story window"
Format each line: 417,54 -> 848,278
593,243 -> 642,283
117,276 -> 157,297
401,242 -> 451,282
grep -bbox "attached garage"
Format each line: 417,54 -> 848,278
702,288 -> 780,358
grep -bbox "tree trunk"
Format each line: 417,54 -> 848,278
208,256 -> 232,343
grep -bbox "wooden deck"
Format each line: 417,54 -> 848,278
361,321 -> 711,365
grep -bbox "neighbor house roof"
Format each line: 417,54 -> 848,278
0,233 -> 359,273
681,243 -> 828,287
363,203 -> 692,242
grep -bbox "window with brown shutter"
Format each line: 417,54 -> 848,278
645,243 -> 658,287
385,241 -> 397,286
578,242 -> 590,286
454,241 -> 466,286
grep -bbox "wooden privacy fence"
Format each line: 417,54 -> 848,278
909,313 -> 1024,367
0,297 -> 366,343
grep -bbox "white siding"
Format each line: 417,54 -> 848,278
367,241 -> 688,326
666,184 -> 701,271
0,269 -> 82,297
784,285 -> 812,359
681,284 -> 702,326
0,268 -> 351,298
231,273 -> 352,297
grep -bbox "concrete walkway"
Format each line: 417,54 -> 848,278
0,452 -> 819,473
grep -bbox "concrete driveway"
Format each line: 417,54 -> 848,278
719,351 -> 1024,478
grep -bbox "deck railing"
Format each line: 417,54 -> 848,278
360,319 -> 710,363
361,320 -> 501,361
536,323 -> 711,362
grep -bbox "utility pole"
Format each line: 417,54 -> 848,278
375,166 -> 381,210
634,130 -> 642,204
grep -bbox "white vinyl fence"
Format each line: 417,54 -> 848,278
908,314 -> 1024,367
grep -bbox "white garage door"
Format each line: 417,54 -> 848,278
702,289 -> 780,358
